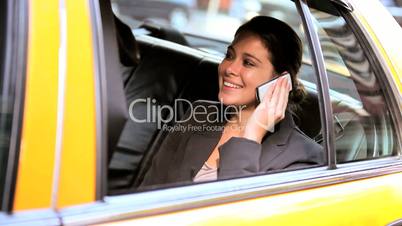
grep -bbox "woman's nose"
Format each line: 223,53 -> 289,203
225,60 -> 241,76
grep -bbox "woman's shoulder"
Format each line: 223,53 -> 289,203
288,126 -> 324,162
293,126 -> 321,148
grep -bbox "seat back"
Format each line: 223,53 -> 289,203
108,35 -> 219,194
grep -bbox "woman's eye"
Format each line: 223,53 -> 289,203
243,60 -> 255,67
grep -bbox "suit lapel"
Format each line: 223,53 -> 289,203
177,101 -> 296,178
180,130 -> 222,179
260,111 -> 295,166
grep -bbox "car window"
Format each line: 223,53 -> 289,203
307,4 -> 397,163
0,0 -> 7,205
107,0 -> 328,195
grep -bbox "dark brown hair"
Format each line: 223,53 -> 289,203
234,16 -> 305,110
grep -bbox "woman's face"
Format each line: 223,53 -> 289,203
218,33 -> 276,108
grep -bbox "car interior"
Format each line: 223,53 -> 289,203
105,0 -> 396,195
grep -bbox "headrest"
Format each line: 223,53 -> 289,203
140,21 -> 189,46
114,15 -> 140,67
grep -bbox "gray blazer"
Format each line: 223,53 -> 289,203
139,102 -> 323,189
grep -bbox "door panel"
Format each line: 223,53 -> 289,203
99,172 -> 402,226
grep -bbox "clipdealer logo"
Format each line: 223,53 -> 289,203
128,98 -> 245,129
128,98 -> 275,133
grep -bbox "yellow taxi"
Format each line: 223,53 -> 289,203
0,0 -> 401,225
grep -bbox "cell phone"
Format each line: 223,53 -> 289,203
256,73 -> 292,103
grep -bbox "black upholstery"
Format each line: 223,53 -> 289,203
108,16 -> 142,190
100,1 -> 128,163
108,35 -> 219,194
140,21 -> 189,46
293,90 -> 321,139
115,16 -> 140,67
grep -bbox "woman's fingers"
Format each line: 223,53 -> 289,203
262,77 -> 279,106
263,77 -> 289,122
275,77 -> 290,121
251,76 -> 291,134
263,78 -> 276,104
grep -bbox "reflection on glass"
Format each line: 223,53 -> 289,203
309,6 -> 396,163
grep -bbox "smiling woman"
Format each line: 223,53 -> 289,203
135,16 -> 324,189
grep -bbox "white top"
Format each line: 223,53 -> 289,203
193,162 -> 218,182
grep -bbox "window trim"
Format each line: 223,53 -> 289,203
0,209 -> 61,225
89,0 -> 108,201
90,0 -> 130,200
296,0 -> 337,169
0,0 -> 28,212
388,218 -> 402,226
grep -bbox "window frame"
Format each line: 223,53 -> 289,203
90,0 -> 130,200
89,0 -> 109,201
296,0 -> 337,169
0,0 -> 28,212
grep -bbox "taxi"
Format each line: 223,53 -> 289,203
0,0 -> 401,225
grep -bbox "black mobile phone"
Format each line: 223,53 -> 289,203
256,73 -> 292,103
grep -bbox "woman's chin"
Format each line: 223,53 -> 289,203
218,96 -> 242,107
219,96 -> 256,109
218,92 -> 257,106
218,93 -> 234,105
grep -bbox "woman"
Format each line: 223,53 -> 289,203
138,16 -> 323,188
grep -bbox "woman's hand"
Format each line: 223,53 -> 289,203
243,76 -> 291,143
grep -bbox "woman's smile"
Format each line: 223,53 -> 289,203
222,80 -> 243,89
